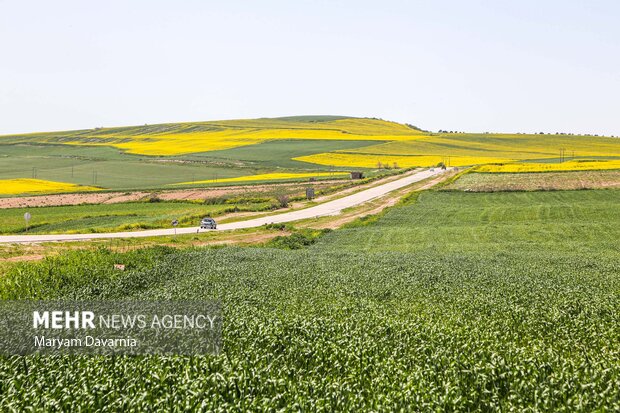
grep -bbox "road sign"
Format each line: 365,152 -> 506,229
172,219 -> 178,235
24,212 -> 31,232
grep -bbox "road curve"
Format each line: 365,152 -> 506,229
0,169 -> 446,244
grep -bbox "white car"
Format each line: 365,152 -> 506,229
200,217 -> 217,229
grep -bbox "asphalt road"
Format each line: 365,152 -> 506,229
0,168 -> 446,244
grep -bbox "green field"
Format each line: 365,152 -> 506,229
179,139 -> 378,170
0,201 -> 273,234
0,144 -> 250,191
1,189 -> 618,410
0,142 -> 367,193
445,170 -> 620,191
0,116 -> 404,194
2,116 -> 619,194
318,189 -> 620,254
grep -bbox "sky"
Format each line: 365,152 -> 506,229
1,0 -> 619,136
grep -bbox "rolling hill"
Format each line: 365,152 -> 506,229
1,116 -> 619,194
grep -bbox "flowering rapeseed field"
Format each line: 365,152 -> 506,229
0,179 -> 99,195
1,117 -> 424,156
294,132 -> 620,168
3,117 -> 619,161
348,133 -> 620,160
293,152 -> 515,168
173,172 -> 348,185
2,117 -> 620,193
474,159 -> 620,173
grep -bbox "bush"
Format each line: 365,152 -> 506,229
276,194 -> 290,208
266,229 -> 331,249
264,223 -> 288,231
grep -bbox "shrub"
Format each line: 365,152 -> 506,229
266,229 -> 331,249
276,194 -> 290,208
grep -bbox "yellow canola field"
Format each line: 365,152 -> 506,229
475,160 -> 620,173
293,132 -> 620,169
345,134 -> 620,160
210,118 -> 423,136
95,130 -> 419,156
5,117 -> 619,162
0,179 -> 100,195
173,172 -> 349,185
9,118 -> 425,156
293,153 -> 515,168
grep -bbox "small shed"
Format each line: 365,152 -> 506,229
306,187 -> 315,200
350,171 -> 364,180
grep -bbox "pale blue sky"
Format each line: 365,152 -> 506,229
1,0 -> 618,136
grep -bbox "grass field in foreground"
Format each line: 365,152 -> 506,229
0,189 -> 618,411
316,189 -> 620,254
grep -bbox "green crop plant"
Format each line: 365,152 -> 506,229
0,189 -> 618,411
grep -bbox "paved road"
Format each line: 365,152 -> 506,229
0,169 -> 446,244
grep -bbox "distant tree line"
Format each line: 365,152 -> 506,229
437,130 -> 616,138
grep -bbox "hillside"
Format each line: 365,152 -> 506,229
1,116 -> 619,195
0,116 -> 423,156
